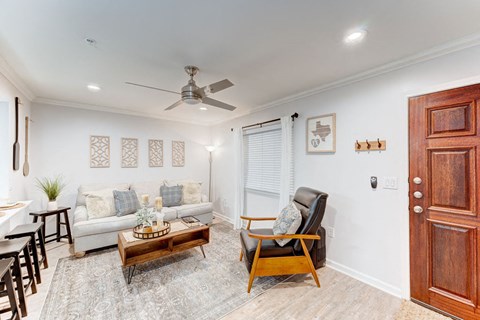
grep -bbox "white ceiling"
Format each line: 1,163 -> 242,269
1,1 -> 480,125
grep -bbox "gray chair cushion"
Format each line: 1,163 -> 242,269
113,190 -> 140,216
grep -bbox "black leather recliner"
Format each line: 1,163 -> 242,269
239,187 -> 328,292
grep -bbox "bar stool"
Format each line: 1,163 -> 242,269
5,223 -> 48,284
29,207 -> 73,244
0,237 -> 37,317
0,258 -> 21,320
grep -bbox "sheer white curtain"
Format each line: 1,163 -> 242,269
233,128 -> 244,229
279,115 -> 293,211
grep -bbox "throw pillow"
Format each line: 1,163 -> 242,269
182,182 -> 202,204
113,190 -> 140,216
85,196 -> 114,220
83,188 -> 117,220
160,185 -> 183,207
272,202 -> 302,247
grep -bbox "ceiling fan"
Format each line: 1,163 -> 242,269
126,65 -> 236,111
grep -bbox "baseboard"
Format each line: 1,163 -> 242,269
213,211 -> 233,224
326,259 -> 402,298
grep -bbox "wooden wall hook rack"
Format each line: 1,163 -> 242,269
355,138 -> 386,151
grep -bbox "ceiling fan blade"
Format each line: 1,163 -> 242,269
125,82 -> 180,95
196,79 -> 233,97
165,100 -> 183,111
202,97 -> 236,111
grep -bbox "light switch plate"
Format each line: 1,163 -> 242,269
327,227 -> 335,238
383,176 -> 398,189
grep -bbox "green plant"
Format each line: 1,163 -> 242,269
35,175 -> 65,201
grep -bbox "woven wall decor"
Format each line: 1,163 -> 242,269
90,135 -> 110,168
172,141 -> 185,167
122,138 -> 138,168
149,139 -> 163,167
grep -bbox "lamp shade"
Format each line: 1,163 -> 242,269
205,145 -> 216,152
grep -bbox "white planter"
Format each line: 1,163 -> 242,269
47,200 -> 58,211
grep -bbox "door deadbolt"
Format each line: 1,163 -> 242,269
413,206 -> 423,214
413,191 -> 423,199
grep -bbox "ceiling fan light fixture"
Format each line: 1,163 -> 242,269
199,106 -> 208,111
184,97 -> 201,105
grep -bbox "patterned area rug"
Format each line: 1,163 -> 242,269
394,300 -> 450,320
40,222 -> 287,320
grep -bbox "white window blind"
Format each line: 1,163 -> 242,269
243,124 -> 294,195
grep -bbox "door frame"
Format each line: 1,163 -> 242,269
402,74 -> 480,299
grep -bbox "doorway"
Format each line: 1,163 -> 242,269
409,83 -> 480,319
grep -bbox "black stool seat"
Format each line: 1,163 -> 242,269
6,223 -> 42,237
30,207 -> 73,244
0,237 -> 37,317
6,222 -> 47,284
0,258 -> 20,320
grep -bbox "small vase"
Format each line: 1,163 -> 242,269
156,210 -> 165,226
47,200 -> 58,211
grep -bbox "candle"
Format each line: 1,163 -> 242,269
141,194 -> 149,205
155,197 -> 163,210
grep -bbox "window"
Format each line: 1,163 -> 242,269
243,124 -> 294,194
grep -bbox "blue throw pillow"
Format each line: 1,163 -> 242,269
160,185 -> 183,207
113,190 -> 140,216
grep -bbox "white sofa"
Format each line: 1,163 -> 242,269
72,181 -> 213,254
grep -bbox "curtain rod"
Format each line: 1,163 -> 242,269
230,113 -> 298,132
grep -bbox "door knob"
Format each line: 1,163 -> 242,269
413,206 -> 423,214
413,191 -> 423,199
413,177 -> 422,185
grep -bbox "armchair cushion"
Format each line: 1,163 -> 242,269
240,229 -> 295,272
272,202 -> 302,247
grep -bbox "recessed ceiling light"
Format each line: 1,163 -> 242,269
87,84 -> 101,92
344,29 -> 367,44
199,107 -> 208,111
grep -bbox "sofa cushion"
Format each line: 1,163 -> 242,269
182,182 -> 202,204
113,190 -> 140,216
73,206 -> 178,238
76,183 -> 129,206
272,202 -> 302,247
160,185 -> 183,207
174,202 -> 213,218
73,213 -> 137,237
130,181 -> 164,207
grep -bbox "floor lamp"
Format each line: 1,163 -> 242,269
205,145 -> 216,202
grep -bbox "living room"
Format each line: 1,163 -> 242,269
1,1 -> 480,319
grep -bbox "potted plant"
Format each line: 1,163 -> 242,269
35,175 -> 65,211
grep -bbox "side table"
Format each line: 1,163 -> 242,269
29,207 -> 73,244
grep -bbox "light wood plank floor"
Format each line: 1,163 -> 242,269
0,219 -> 440,320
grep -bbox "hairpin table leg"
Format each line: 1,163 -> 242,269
127,265 -> 136,284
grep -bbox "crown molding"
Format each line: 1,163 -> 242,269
0,55 -> 35,101
211,31 -> 480,126
33,97 -> 211,127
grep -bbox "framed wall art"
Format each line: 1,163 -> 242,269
122,137 -> 138,168
90,135 -> 110,168
149,139 -> 163,167
306,113 -> 336,153
172,140 -> 185,167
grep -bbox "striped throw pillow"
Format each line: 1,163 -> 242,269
113,190 -> 140,216
160,185 -> 183,207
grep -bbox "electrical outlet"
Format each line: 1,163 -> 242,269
327,227 -> 335,238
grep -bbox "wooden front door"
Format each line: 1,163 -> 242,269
409,84 -> 480,319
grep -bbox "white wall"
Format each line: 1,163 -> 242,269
0,72 -> 32,201
29,103 -> 212,211
210,44 -> 480,298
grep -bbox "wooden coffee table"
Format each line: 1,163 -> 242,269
118,221 -> 210,284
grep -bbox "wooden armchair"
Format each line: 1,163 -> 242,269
239,187 -> 328,293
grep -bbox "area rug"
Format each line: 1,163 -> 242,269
40,222 -> 288,320
394,300 -> 450,320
